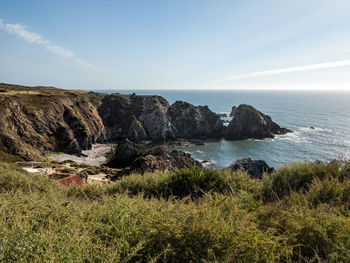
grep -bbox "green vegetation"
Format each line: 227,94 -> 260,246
0,161 -> 349,262
0,151 -> 24,163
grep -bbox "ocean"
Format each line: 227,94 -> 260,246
95,89 -> 350,168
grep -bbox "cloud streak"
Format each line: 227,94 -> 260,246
0,18 -> 100,71
213,60 -> 350,83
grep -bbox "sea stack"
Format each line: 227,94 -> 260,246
224,104 -> 292,140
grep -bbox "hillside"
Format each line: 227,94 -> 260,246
0,160 -> 349,262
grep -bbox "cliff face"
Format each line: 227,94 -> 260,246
0,84 -> 224,160
167,101 -> 224,139
0,84 -> 291,160
0,84 -> 107,160
98,94 -> 175,142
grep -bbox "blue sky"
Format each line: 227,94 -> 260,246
1,0 -> 350,90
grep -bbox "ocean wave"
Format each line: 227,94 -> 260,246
277,132 -> 311,143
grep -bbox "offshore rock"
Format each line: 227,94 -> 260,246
225,104 -> 291,140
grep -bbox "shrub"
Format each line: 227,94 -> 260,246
0,151 -> 24,163
1,161 -> 350,262
262,161 -> 345,201
0,162 -> 61,194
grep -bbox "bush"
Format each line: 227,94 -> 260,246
0,151 -> 24,163
0,162 -> 61,194
1,161 -> 350,262
262,160 -> 347,201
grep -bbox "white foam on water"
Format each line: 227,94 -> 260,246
277,131 -> 311,143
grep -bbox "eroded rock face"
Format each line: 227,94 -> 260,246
225,104 -> 291,140
98,94 -> 176,142
127,116 -> 148,142
0,85 -> 106,159
167,101 -> 224,139
0,83 -> 292,161
130,147 -> 202,174
228,158 -> 274,179
229,106 -> 237,117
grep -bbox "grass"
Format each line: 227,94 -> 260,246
0,160 -> 349,262
0,151 -> 24,163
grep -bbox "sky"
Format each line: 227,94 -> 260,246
1,0 -> 350,90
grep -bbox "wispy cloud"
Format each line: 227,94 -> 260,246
213,60 -> 350,83
0,18 -> 100,71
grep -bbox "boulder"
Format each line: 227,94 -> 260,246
130,147 -> 202,174
106,139 -> 141,168
229,106 -> 237,117
167,101 -> 224,139
225,104 -> 292,140
228,158 -> 274,179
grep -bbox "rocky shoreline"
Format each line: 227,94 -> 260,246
0,83 -> 292,162
0,83 -> 293,185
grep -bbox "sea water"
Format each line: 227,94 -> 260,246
95,89 -> 350,168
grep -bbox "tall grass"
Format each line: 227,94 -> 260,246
1,161 -> 349,262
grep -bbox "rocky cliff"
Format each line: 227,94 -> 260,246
0,84 -> 291,160
0,84 -> 106,160
0,84 -> 223,160
167,101 -> 224,139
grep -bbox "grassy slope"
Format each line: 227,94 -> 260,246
0,161 -> 349,262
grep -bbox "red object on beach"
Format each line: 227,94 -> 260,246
56,175 -> 86,187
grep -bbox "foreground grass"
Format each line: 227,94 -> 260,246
0,161 -> 349,262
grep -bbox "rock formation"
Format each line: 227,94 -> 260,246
0,84 -> 106,160
130,147 -> 202,174
167,101 -> 224,139
229,106 -> 237,117
228,157 -> 274,179
0,83 -> 292,161
98,93 -> 176,142
107,143 -> 201,174
106,139 -> 142,168
225,104 -> 291,140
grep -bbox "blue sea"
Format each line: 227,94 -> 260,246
95,89 -> 350,168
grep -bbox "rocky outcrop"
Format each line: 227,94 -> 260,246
0,83 -> 292,161
228,158 -> 274,179
167,101 -> 224,139
130,147 -> 202,174
106,139 -> 142,168
229,106 -> 237,117
225,104 -> 291,140
98,94 -> 176,142
127,116 -> 148,142
0,84 -> 106,159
